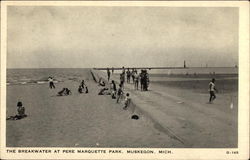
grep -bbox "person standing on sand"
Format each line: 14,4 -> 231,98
208,78 -> 218,103
48,76 -> 55,89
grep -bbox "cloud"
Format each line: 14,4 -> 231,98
7,6 -> 238,68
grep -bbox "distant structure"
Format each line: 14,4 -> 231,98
184,61 -> 186,68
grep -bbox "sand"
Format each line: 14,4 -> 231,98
6,73 -> 183,147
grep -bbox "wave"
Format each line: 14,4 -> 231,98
7,79 -> 61,86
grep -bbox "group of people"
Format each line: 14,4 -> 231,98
107,67 -> 219,104
7,71 -> 219,122
116,67 -> 149,91
57,87 -> 72,96
98,78 -> 131,110
48,77 -> 89,96
59,80 -> 88,96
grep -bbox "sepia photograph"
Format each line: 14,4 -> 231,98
1,1 -> 249,160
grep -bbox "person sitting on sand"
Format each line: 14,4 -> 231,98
116,84 -> 124,103
48,76 -> 55,89
81,80 -> 86,89
58,88 -> 66,96
6,101 -> 27,120
123,93 -> 131,110
57,88 -> 71,96
80,80 -> 89,93
208,78 -> 218,103
78,85 -> 83,94
65,88 -> 72,95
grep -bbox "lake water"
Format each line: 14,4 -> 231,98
7,67 -> 238,85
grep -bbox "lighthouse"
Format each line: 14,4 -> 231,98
184,60 -> 186,68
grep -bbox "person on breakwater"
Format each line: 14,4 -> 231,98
123,93 -> 131,110
116,84 -> 124,103
112,67 -> 114,74
7,101 -> 27,120
208,78 -> 218,103
144,70 -> 149,91
107,68 -> 111,81
139,70 -> 144,91
140,70 -> 150,91
110,80 -> 117,99
134,72 -> 139,90
131,69 -> 135,83
122,66 -> 125,74
98,87 -> 110,95
126,69 -> 131,83
48,76 -> 55,89
120,73 -> 125,89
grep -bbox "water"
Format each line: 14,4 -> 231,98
7,68 -> 91,85
7,67 -> 238,85
109,67 -> 238,74
144,67 -> 238,74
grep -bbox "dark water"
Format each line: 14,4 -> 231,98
7,68 -> 91,85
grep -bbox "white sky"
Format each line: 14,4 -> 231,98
7,6 -> 238,68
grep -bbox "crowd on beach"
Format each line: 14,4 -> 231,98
7,68 -> 219,121
99,67 -> 152,110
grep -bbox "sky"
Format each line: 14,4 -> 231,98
7,6 -> 238,68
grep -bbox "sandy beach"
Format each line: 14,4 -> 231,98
6,69 -> 183,147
